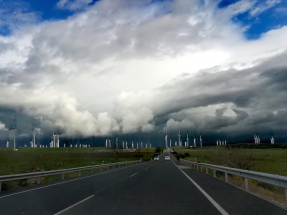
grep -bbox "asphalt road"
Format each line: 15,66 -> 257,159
0,153 -> 286,215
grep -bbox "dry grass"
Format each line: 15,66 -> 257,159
207,171 -> 286,208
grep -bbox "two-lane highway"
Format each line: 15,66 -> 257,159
0,153 -> 286,214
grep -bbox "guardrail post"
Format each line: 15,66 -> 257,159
79,171 -> 81,176
225,173 -> 228,182
244,178 -> 249,191
37,177 -> 40,184
214,169 -> 216,178
206,168 -> 208,174
62,174 -> 64,180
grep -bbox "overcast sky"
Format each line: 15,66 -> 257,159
0,0 -> 287,146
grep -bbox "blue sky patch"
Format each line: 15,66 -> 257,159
225,0 -> 287,39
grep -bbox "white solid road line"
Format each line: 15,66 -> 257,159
170,159 -> 229,215
0,162 -> 147,199
130,173 -> 137,177
54,195 -> 95,215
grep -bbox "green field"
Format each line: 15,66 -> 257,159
0,147 -> 156,191
0,147 -> 155,175
172,146 -> 287,176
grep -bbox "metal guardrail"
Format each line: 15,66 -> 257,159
180,158 -> 287,208
0,160 -> 141,192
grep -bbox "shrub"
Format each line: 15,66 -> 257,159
176,153 -> 186,160
184,152 -> 190,157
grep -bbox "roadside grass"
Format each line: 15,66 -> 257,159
172,146 -> 287,176
0,147 -> 154,191
172,146 -> 287,208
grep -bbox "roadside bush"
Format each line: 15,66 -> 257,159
176,153 -> 186,160
134,155 -> 143,157
155,147 -> 161,153
184,152 -> 190,157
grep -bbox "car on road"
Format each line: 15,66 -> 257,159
165,156 -> 170,161
154,156 -> 159,160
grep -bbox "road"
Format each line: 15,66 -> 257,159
0,153 -> 285,214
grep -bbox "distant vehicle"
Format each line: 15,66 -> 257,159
165,156 -> 170,161
154,156 -> 159,160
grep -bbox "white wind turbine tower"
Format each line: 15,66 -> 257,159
150,143 -> 151,148
270,136 -> 275,144
116,137 -> 118,148
186,133 -> 189,147
105,138 -> 108,147
6,140 -> 9,147
126,141 -> 128,149
53,132 -> 56,148
194,135 -> 196,147
141,141 -> 143,148
32,129 -> 36,148
165,130 -> 168,148
123,141 -> 125,149
132,141 -> 134,149
254,134 -> 257,144
9,125 -> 17,151
200,135 -> 202,147
178,130 -> 181,147
56,134 -> 60,148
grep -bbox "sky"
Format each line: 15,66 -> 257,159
0,0 -> 287,146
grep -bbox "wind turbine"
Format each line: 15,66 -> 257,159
165,130 -> 168,148
53,132 -> 56,148
186,133 -> 189,147
194,135 -> 196,147
178,130 -> 181,147
32,129 -> 36,148
9,126 -> 17,151
270,136 -> 274,144
6,140 -> 9,147
200,135 -> 202,147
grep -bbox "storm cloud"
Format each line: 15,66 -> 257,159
0,0 -> 287,146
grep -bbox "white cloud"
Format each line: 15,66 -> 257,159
250,0 -> 281,16
163,119 -> 195,132
0,0 -> 287,138
0,121 -> 7,131
57,0 -> 93,11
